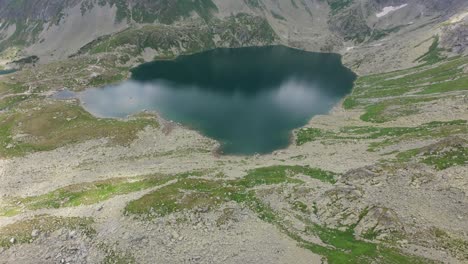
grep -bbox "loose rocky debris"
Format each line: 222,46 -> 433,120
0,3 -> 467,263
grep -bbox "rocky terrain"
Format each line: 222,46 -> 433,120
0,0 -> 467,263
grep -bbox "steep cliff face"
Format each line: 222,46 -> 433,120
0,0 -> 78,20
0,0 -> 467,66
441,13 -> 468,54
0,0 -> 216,54
0,0 -> 328,61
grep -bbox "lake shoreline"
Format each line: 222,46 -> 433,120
55,46 -> 356,155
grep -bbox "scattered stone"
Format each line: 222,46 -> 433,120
171,231 -> 179,240
68,231 -> 77,240
31,229 -> 40,237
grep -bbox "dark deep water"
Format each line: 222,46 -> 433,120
76,46 -> 356,154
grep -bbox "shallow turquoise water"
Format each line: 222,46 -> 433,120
0,69 -> 16,75
77,46 -> 356,154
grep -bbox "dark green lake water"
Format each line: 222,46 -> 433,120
77,46 -> 356,154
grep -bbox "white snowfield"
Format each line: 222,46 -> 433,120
376,4 -> 408,18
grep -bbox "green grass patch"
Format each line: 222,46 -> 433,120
369,26 -> 404,41
360,103 -> 387,123
414,36 -> 446,65
395,149 -> 420,163
342,96 -> 359,109
359,97 -> 439,123
419,75 -> 468,94
131,0 -> 217,24
122,167 -> 433,263
239,165 -> 337,186
397,138 -> 468,170
0,207 -> 21,217
4,165 -> 334,219
102,249 -> 136,264
291,200 -> 309,213
235,190 -> 430,264
296,128 -> 335,146
367,120 -> 468,151
421,146 -> 468,170
125,165 -> 337,217
295,120 -> 468,152
20,175 -> 172,210
125,178 -> 237,217
0,171 -> 210,216
0,81 -> 28,95
303,223 -> 430,264
429,228 -> 468,260
244,0 -> 263,9
80,14 -> 276,58
0,94 -> 31,111
0,100 -> 158,157
324,57 -> 468,121
346,56 -> 468,110
88,72 -> 127,87
327,0 -> 354,14
233,191 -> 278,222
0,215 -> 95,248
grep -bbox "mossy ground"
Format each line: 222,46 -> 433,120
0,165 -> 336,217
0,99 -> 158,157
343,56 -> 467,123
296,120 -> 467,151
0,215 -> 95,248
396,137 -> 468,170
124,165 -> 337,217
298,52 -> 468,160
78,14 -> 277,59
0,171 -> 209,217
1,55 -> 130,92
0,26 -> 466,263
122,165 -> 431,263
0,164 -> 442,263
290,53 -> 468,262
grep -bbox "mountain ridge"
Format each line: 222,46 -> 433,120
0,1 -> 467,263
0,0 -> 467,73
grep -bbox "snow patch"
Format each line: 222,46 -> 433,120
376,4 -> 408,18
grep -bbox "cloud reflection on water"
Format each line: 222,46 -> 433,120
77,77 -> 340,154
74,46 -> 356,154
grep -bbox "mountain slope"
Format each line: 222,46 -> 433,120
0,1 -> 467,263
0,0 -> 467,72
